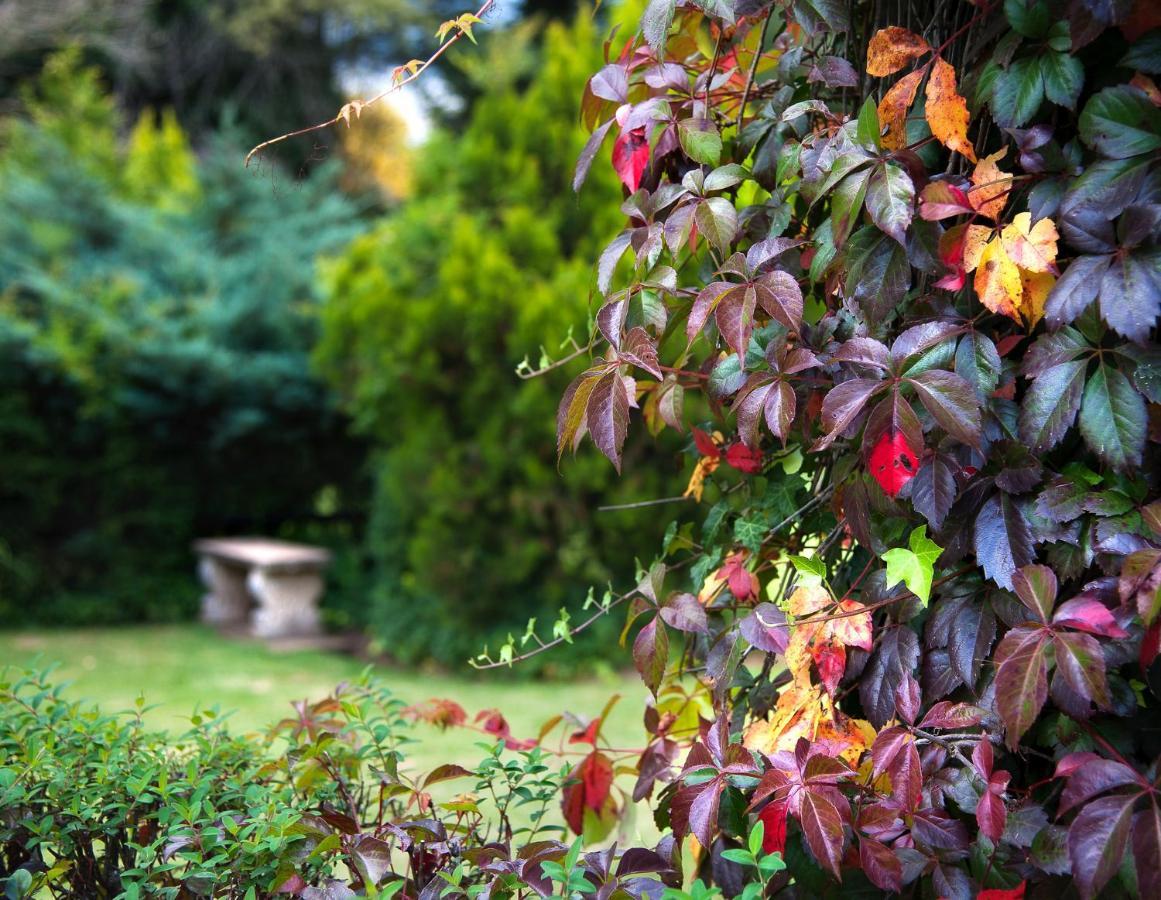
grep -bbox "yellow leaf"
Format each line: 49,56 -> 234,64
682,455 -> 719,502
866,27 -> 931,77
962,224 -> 994,273
969,150 -> 1012,221
787,583 -> 830,617
924,57 -> 977,163
974,237 -> 1022,321
1000,212 -> 1059,274
878,70 -> 924,151
1019,268 -> 1055,328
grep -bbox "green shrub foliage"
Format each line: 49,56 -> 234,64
315,12 -> 677,669
0,52 -> 365,624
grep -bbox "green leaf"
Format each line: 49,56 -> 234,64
990,57 -> 1043,127
1018,359 -> 1087,452
830,169 -> 871,248
865,163 -> 915,246
1004,0 -> 1051,37
642,0 -> 677,52
1079,86 -> 1161,159
882,526 -> 942,605
1038,51 -> 1083,110
1079,363 -> 1146,471
856,97 -> 881,149
679,119 -> 723,166
695,197 -> 738,255
789,553 -> 827,582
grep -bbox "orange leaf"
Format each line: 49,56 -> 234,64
1131,73 -> 1161,107
924,57 -> 977,163
878,70 -> 924,151
1000,212 -> 1059,274
974,237 -> 1022,321
969,150 -> 1012,221
788,583 -> 830,617
826,599 -> 873,652
866,27 -> 931,77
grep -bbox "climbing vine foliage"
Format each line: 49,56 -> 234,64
548,0 -> 1161,896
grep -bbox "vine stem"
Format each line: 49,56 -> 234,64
245,0 -> 495,166
734,13 -> 774,133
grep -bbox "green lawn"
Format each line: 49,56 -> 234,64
0,625 -> 648,771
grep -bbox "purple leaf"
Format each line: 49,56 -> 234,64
738,603 -> 790,654
993,625 -> 1050,749
587,370 -> 630,471
974,492 -> 1034,591
633,615 -> 669,698
1068,793 -> 1136,899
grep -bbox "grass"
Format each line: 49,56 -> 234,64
0,625 -> 649,772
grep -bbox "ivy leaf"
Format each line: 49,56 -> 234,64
633,615 -> 669,698
866,163 -> 915,245
912,451 -> 957,531
907,369 -> 983,449
799,790 -> 845,881
1038,51 -> 1083,110
612,128 -> 650,193
695,197 -> 738,255
1053,631 -> 1110,709
993,625 -> 1050,749
1017,359 -> 1086,453
1079,363 -> 1146,471
642,0 -> 677,53
866,26 -> 931,76
878,69 -> 924,151
882,526 -> 942,605
1045,254 -> 1111,326
974,492 -> 1033,590
815,378 -> 884,448
925,57 -> 977,162
990,57 -> 1044,128
1100,248 -> 1161,344
1068,794 -> 1135,899
678,118 -> 723,166
1079,85 -> 1161,159
587,370 -> 631,472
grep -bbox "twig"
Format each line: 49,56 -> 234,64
245,0 -> 495,167
734,12 -> 774,133
598,495 -> 690,512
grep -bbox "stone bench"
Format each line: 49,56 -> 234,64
194,538 -> 331,638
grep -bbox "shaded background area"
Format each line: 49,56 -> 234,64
0,0 -> 674,671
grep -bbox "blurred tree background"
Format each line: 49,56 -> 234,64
0,0 -> 670,669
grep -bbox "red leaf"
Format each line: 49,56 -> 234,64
811,640 -> 847,695
725,441 -> 764,473
758,801 -> 788,855
562,751 -> 615,834
1143,619 -> 1161,670
718,553 -> 759,602
799,790 -> 846,881
859,837 -> 902,892
976,783 -> 1007,843
612,127 -> 649,193
275,874 -> 308,894
692,427 -> 722,459
569,718 -> 602,746
1052,596 -> 1129,638
868,430 -> 919,497
977,884 -> 1025,899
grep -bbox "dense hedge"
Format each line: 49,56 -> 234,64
0,53 -> 367,625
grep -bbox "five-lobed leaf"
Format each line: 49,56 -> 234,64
882,526 -> 942,605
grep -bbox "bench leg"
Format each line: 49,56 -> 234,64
248,568 -> 323,638
198,558 -> 252,626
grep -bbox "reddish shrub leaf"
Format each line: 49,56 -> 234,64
976,773 -> 1009,843
993,625 -> 1050,749
587,370 -> 631,472
758,801 -> 789,854
859,837 -> 902,892
725,442 -> 763,473
718,553 -> 759,602
799,790 -> 845,881
633,615 -> 669,698
1052,631 -> 1110,709
977,884 -> 1026,899
1133,802 -> 1161,900
562,751 -> 615,834
868,429 -> 919,497
1011,564 -> 1057,622
612,127 -> 649,193
692,427 -> 722,459
974,492 -> 1034,591
1052,596 -> 1129,638
1058,758 -> 1139,814
919,701 -> 984,730
1068,793 -> 1136,899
